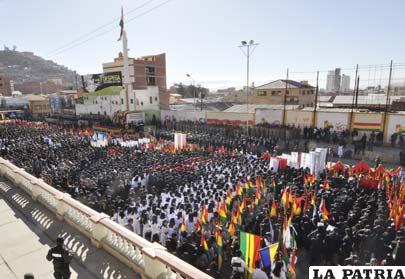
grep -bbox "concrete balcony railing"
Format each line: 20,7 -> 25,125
0,157 -> 212,279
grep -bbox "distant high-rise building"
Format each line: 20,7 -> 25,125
326,68 -> 341,92
340,74 -> 351,92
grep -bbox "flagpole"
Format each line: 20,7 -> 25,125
122,30 -> 132,112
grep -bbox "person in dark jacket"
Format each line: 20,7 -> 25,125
46,237 -> 72,279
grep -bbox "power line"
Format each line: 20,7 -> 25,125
47,0 -> 173,58
288,63 -> 405,75
46,0 -> 156,56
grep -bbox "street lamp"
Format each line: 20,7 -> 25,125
239,40 -> 258,136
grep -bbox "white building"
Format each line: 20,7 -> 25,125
326,68 -> 341,92
75,86 -> 159,120
340,74 -> 351,92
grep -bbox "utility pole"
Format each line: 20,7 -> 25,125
312,71 -> 319,128
239,40 -> 258,136
282,68 -> 289,140
282,68 -> 289,126
199,86 -> 203,111
355,76 -> 360,108
382,60 -> 393,140
349,64 -> 359,131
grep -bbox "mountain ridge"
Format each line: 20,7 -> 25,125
0,49 -> 78,85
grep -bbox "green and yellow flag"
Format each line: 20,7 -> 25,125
118,8 -> 124,41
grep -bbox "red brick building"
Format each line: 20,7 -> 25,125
0,76 -> 12,96
103,53 -> 168,109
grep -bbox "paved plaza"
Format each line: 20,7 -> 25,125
0,179 -> 138,279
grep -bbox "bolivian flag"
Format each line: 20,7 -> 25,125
254,187 -> 261,205
219,203 -> 227,223
215,229 -> 223,270
255,176 -> 263,188
240,231 -> 262,271
201,206 -> 208,224
323,180 -> 330,190
281,188 -> 290,210
180,221 -> 187,233
228,222 -> 235,237
292,197 -> 302,216
272,178 -> 276,188
194,219 -> 202,233
200,234 -> 208,251
236,182 -> 243,196
226,188 -> 233,206
319,198 -> 330,221
271,200 -> 278,218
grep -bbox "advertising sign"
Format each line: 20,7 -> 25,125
81,71 -> 122,92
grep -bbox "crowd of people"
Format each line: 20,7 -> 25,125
0,120 -> 404,279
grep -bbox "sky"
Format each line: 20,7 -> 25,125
1,0 -> 405,90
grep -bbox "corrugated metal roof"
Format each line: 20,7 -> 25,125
333,94 -> 403,105
256,79 -> 315,90
224,104 -> 300,113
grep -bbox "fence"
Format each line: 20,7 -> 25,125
0,157 -> 212,279
161,109 -> 405,143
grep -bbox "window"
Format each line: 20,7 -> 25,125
147,77 -> 156,86
141,101 -> 144,106
286,90 -> 290,95
145,66 -> 155,75
104,111 -> 107,116
150,96 -> 153,104
155,97 -> 158,101
258,90 -> 267,96
271,91 -> 276,96
130,99 -> 134,104
121,98 -> 124,105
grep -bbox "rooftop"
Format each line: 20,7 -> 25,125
224,104 -> 300,113
256,79 -> 315,90
333,94 -> 404,105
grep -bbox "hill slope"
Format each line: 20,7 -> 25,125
0,50 -> 77,85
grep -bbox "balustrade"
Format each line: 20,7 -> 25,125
0,157 -> 212,279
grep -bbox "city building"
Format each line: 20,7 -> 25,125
340,74 -> 351,92
102,52 -> 168,109
250,79 -> 316,107
326,68 -> 341,92
387,83 -> 405,96
0,75 -> 12,96
75,86 -> 160,122
391,97 -> 405,111
26,94 -> 51,115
